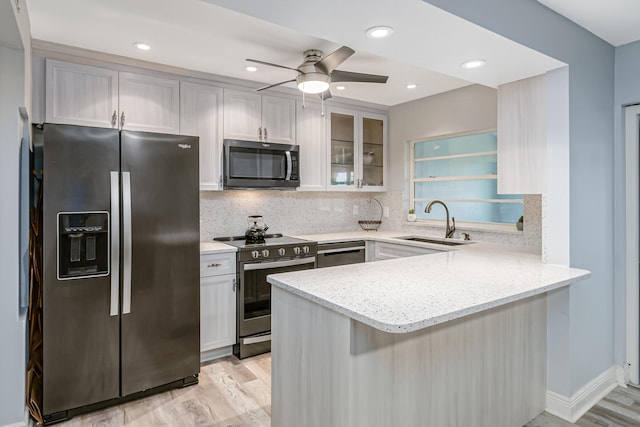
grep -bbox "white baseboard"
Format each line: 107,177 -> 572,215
616,365 -> 628,387
546,365 -> 619,423
1,408 -> 32,427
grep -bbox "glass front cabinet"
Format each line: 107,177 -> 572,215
327,108 -> 387,191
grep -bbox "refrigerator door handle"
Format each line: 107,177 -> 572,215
110,171 -> 120,316
122,171 -> 133,314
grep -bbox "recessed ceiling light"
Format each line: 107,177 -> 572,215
245,65 -> 258,72
406,83 -> 418,89
336,85 -> 346,91
461,59 -> 486,69
365,26 -> 394,39
133,42 -> 151,51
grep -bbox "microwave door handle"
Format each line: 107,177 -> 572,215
285,151 -> 292,181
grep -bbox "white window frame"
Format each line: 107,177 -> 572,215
409,128 -> 523,231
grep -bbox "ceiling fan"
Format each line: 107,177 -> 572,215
247,46 -> 389,99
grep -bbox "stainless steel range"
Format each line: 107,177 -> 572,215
214,233 -> 317,359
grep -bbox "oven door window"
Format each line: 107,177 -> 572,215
242,262 -> 310,321
229,148 -> 286,180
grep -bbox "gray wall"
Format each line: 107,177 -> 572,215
0,0 -> 31,425
387,84 -> 497,192
423,0 -> 616,397
613,40 -> 640,366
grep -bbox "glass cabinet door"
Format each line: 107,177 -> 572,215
361,116 -> 384,188
330,112 -> 356,187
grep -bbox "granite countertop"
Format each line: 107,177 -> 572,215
200,241 -> 237,254
268,231 -> 590,334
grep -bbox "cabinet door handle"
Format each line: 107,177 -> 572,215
258,127 -> 262,140
232,278 -> 237,292
111,111 -> 117,128
120,111 -> 126,129
207,262 -> 222,268
263,127 -> 267,141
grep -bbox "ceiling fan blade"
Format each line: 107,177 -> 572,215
331,70 -> 389,84
246,58 -> 299,72
318,89 -> 332,100
315,46 -> 355,74
256,79 -> 296,91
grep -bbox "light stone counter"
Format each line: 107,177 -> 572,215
270,231 -> 590,427
199,241 -> 237,254
269,231 -> 590,333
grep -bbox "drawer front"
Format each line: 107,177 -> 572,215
200,252 -> 236,277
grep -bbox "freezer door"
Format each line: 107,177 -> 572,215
42,124 -> 120,414
120,131 -> 200,396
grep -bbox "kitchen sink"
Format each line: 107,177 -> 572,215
396,236 -> 469,246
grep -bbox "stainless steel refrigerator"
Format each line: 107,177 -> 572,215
35,123 -> 200,422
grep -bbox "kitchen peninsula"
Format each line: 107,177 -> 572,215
268,233 -> 589,427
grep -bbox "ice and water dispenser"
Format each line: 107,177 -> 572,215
57,212 -> 109,280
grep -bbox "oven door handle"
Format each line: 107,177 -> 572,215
243,256 -> 316,271
318,246 -> 366,255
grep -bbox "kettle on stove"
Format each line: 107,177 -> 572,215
245,215 -> 269,243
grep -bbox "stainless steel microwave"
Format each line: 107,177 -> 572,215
223,139 -> 300,190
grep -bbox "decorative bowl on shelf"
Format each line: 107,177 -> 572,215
363,151 -> 375,165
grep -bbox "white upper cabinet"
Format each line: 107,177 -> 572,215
223,89 -> 295,144
261,95 -> 295,143
118,72 -> 179,134
497,73 -> 547,194
327,107 -> 387,191
46,60 -> 118,128
45,59 -> 180,134
295,101 -> 326,191
180,81 -> 223,191
223,90 -> 262,141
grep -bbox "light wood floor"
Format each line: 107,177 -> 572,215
55,354 -> 640,427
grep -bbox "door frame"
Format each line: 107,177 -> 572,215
625,104 -> 640,385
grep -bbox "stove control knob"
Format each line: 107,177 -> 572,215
278,248 -> 286,256
251,250 -> 260,259
262,249 -> 270,258
302,246 -> 310,254
293,247 -> 301,255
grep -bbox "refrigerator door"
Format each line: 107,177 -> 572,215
42,124 -> 120,414
120,131 -> 200,396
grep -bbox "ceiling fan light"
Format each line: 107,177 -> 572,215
296,73 -> 330,94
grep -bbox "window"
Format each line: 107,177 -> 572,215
410,130 -> 523,225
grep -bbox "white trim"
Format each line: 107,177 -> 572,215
414,174 -> 497,182
545,366 -> 618,423
414,198 -> 523,204
414,150 -> 497,162
616,365 -> 628,387
625,104 -> 640,386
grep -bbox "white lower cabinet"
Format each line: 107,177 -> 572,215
200,252 -> 236,361
372,242 -> 442,261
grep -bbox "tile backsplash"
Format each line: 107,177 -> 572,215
200,191 -> 541,251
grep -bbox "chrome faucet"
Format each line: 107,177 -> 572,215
424,200 -> 456,238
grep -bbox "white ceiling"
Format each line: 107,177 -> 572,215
26,0 -> 565,107
538,0 -> 640,47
